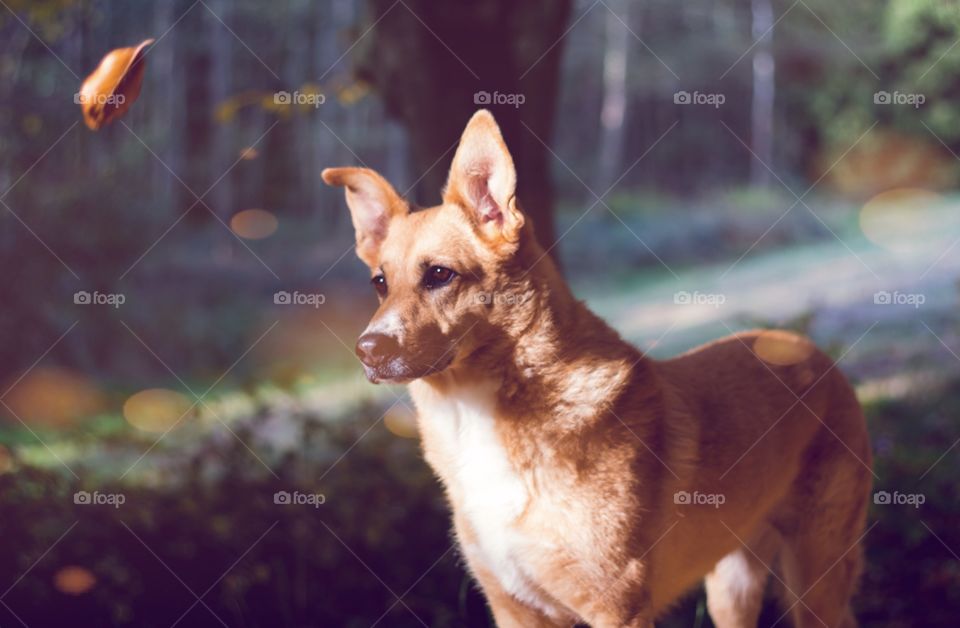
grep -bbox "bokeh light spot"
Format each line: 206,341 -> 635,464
54,566 -> 96,595
123,389 -> 193,432
3,368 -> 104,428
384,404 -> 418,439
752,330 -> 814,366
860,188 -> 942,254
230,209 -> 278,240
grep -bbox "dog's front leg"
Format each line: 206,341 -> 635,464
478,573 -> 570,628
572,561 -> 655,628
582,605 -> 655,628
585,603 -> 655,628
462,556 -> 570,628
454,517 -> 572,628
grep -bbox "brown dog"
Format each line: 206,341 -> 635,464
322,110 -> 872,627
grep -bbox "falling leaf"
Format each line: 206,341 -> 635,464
78,38 -> 154,130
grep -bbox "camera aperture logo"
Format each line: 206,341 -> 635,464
74,92 -> 126,106
874,290 -> 924,309
874,490 -> 924,508
674,90 -> 725,108
674,290 -> 725,308
873,90 -> 925,108
474,90 -> 525,108
674,490 -> 726,508
274,290 -> 325,308
274,490 -> 325,508
475,291 -> 527,307
74,290 -> 125,308
74,490 -> 126,509
273,90 -> 325,108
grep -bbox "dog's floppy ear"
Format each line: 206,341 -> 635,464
322,167 -> 406,266
443,110 -> 524,244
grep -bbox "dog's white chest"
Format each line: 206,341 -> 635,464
417,383 -> 544,604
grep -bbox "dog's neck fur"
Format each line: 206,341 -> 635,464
418,224 -> 646,428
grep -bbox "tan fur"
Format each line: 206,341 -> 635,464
323,110 -> 872,628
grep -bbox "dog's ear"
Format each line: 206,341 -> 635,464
322,167 -> 406,266
443,110 -> 524,244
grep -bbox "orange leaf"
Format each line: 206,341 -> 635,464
77,38 -> 154,130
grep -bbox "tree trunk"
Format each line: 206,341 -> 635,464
208,0 -> 234,220
750,0 -> 775,188
356,0 -> 572,255
182,2 -> 215,222
152,0 -> 179,215
595,0 -> 631,193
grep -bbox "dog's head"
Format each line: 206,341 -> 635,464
323,110 -> 533,384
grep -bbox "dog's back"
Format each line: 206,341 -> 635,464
649,330 -> 871,622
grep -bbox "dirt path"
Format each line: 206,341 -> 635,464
577,205 -> 960,366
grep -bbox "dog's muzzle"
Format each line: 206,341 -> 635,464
355,332 -> 452,383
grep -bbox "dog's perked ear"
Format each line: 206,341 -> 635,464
321,167 -> 406,267
443,109 -> 525,244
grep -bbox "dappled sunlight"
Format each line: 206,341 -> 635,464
595,216 -> 960,353
819,131 -> 955,198
298,373 -> 387,417
857,370 -> 948,405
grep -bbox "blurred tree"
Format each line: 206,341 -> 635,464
355,0 -> 572,252
595,0 -> 631,193
750,0 -> 775,188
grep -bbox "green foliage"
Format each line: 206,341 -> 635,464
0,401 -> 493,627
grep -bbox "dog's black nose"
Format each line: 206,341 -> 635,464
356,332 -> 400,367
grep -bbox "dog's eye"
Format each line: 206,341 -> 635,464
371,274 -> 387,297
423,266 -> 457,290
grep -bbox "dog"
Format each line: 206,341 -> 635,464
322,110 -> 872,627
